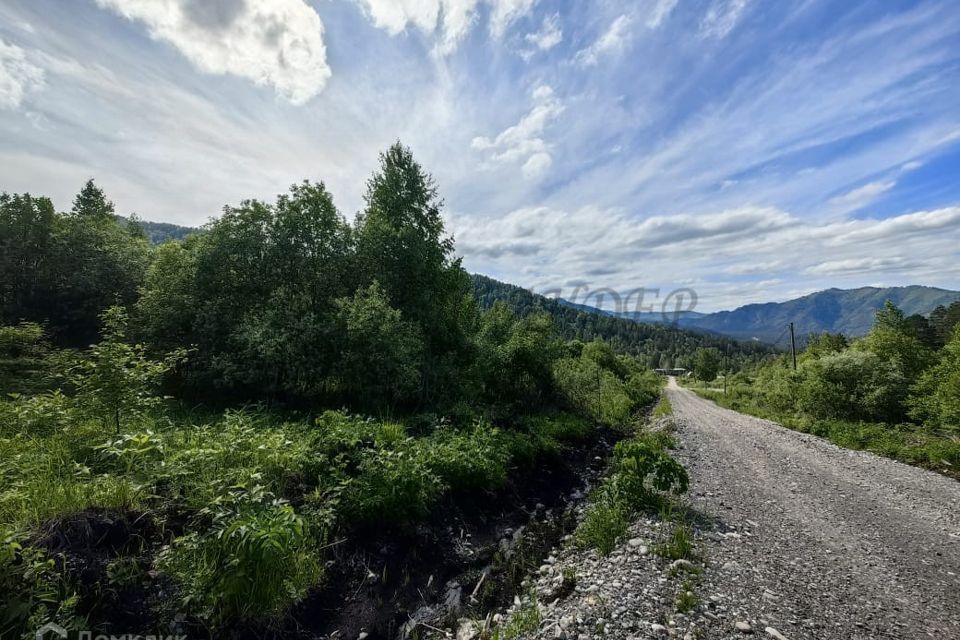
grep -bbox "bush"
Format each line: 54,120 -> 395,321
423,424 -> 510,493
342,446 -> 443,527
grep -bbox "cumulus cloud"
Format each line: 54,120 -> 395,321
575,14 -> 631,66
94,0 -> 330,104
0,39 -> 44,109
829,180 -> 896,212
471,84 -> 563,179
699,0 -> 750,39
355,0 -> 537,53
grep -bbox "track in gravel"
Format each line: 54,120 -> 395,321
667,377 -> 960,639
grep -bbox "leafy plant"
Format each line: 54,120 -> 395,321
157,488 -> 321,627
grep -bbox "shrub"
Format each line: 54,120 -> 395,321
423,424 -> 510,493
342,446 -> 444,527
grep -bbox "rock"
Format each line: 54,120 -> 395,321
736,621 -> 754,633
721,561 -> 741,572
628,538 -> 644,547
765,627 -> 788,640
651,623 -> 669,635
456,619 -> 479,640
669,559 -> 696,572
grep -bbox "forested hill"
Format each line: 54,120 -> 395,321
117,216 -> 197,244
472,274 -> 776,369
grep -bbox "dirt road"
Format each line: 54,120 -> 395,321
667,377 -> 960,639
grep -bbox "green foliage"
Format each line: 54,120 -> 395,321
68,307 -> 187,432
472,274 -> 776,369
0,531 -> 83,637
157,488 -> 321,627
576,409 -> 689,554
332,283 -> 424,409
474,303 -> 560,412
1,186 -> 149,346
911,325 -> 960,432
553,340 -> 659,427
494,593 -> 542,640
693,347 -> 721,381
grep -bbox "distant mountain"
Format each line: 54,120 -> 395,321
624,286 -> 960,345
472,274 -> 776,368
118,216 -> 198,244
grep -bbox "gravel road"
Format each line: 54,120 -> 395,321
668,377 -> 960,639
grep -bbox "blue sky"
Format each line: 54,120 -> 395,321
1,0 -> 959,312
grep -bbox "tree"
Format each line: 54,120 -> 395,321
70,307 -> 186,432
930,302 -> 960,347
355,143 -> 476,402
803,332 -> 848,359
473,302 -> 559,410
910,324 -> 960,432
332,283 -> 424,410
857,301 -> 930,380
693,347 -> 721,381
71,179 -> 115,219
0,185 -> 148,346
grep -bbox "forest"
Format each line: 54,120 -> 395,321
0,143 -> 731,638
688,299 -> 960,475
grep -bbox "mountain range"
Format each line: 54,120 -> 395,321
585,286 -> 960,345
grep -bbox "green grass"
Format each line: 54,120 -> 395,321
494,593 -> 542,640
693,386 -> 960,478
574,392 -> 690,555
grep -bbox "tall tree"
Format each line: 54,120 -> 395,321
355,142 -> 476,402
71,179 -> 115,219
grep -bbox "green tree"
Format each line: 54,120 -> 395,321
693,347 -> 721,381
355,143 -> 476,402
70,307 -> 186,432
803,332 -> 848,359
856,301 -> 930,380
910,325 -> 960,432
473,302 -> 559,410
332,283 -> 424,410
71,179 -> 115,219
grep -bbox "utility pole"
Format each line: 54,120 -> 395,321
789,322 -> 797,370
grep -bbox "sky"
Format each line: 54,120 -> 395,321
1,0 -> 959,313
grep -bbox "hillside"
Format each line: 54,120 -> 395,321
472,274 -> 776,369
118,216 -> 198,244
674,286 -> 960,343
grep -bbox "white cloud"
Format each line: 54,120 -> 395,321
452,204 -> 960,311
355,0 -> 537,53
521,151 -> 552,178
829,180 -> 896,212
575,15 -> 632,66
471,84 -> 563,179
699,0 -> 750,39
523,12 -> 562,55
94,0 -> 330,104
804,257 -> 919,276
646,0 -> 680,29
0,40 -> 44,109
900,160 -> 924,172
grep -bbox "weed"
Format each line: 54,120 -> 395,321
494,593 -> 541,640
